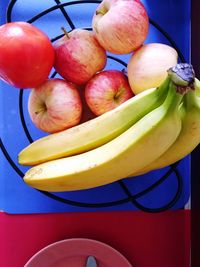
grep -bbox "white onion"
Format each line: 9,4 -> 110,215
127,43 -> 178,94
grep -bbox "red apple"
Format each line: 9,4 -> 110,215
92,0 -> 149,54
85,70 -> 134,116
54,29 -> 107,85
28,79 -> 82,133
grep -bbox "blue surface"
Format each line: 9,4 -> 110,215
0,0 -> 191,214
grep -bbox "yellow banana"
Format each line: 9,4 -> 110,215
131,79 -> 200,175
18,78 -> 169,166
195,78 -> 200,96
23,63 -> 192,192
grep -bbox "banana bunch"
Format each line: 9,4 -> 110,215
20,63 -> 198,192
131,78 -> 200,176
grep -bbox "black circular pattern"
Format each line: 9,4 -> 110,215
0,0 -> 186,212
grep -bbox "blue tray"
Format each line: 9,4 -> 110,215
0,0 -> 191,214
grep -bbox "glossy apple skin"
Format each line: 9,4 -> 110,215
127,43 -> 178,94
28,79 -> 82,133
54,29 -> 107,85
92,0 -> 149,54
85,70 -> 134,116
0,22 -> 55,89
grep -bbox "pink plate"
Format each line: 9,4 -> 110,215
24,238 -> 132,267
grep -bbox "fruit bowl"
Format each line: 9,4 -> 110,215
0,0 -> 191,214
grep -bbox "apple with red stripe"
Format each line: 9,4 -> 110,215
85,70 -> 134,116
54,28 -> 107,85
28,79 -> 82,133
92,0 -> 149,54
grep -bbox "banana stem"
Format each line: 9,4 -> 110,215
184,90 -> 199,108
155,76 -> 170,99
162,82 -> 183,112
168,63 -> 195,94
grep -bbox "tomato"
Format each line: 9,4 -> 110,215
0,22 -> 55,89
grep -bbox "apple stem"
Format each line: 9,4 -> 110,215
61,27 -> 70,39
96,9 -> 106,16
114,88 -> 124,101
35,108 -> 46,115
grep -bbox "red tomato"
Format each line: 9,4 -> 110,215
0,22 -> 55,89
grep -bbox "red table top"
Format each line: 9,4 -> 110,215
0,210 -> 190,267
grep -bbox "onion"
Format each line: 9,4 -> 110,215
127,43 -> 178,94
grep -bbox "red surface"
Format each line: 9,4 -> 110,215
0,210 -> 190,267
